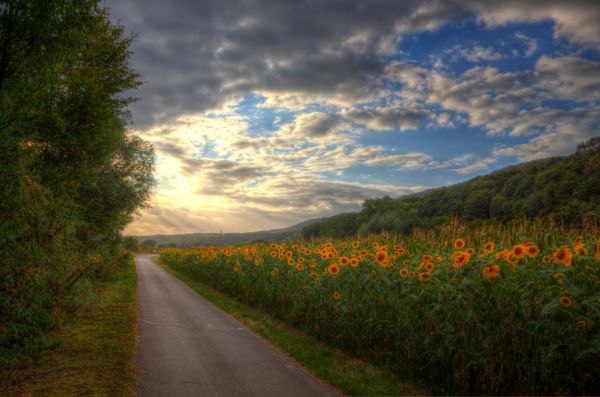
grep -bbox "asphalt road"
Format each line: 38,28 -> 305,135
135,254 -> 341,397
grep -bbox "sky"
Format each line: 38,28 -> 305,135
104,0 -> 600,235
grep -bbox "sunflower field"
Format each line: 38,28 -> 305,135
160,221 -> 600,395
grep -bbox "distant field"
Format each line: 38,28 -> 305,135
161,220 -> 600,395
131,217 -> 324,247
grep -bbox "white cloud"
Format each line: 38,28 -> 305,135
471,1 -> 600,45
365,152 -> 433,169
514,32 -> 538,57
452,45 -> 504,63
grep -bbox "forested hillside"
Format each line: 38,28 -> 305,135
302,138 -> 600,238
0,0 -> 154,367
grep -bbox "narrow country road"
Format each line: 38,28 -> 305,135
135,254 -> 341,397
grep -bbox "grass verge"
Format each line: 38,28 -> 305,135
157,257 -> 426,396
0,256 -> 138,397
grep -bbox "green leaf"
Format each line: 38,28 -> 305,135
541,301 -> 559,317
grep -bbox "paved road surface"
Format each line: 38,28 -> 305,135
135,254 -> 341,397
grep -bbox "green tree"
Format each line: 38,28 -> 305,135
0,0 -> 154,367
302,138 -> 600,238
142,239 -> 157,248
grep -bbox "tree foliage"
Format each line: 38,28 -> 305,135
302,142 -> 600,239
0,0 -> 154,367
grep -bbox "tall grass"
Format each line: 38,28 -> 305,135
161,220 -> 600,395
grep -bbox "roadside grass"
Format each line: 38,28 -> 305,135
0,256 -> 138,397
157,257 -> 427,396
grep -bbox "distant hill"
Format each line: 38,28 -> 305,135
132,218 -> 324,248
302,138 -> 600,238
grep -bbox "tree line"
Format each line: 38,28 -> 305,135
302,138 -> 600,239
0,0 -> 154,367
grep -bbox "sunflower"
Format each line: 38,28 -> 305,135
482,264 -> 500,280
327,263 -> 340,276
339,256 -> 349,266
233,266 -> 239,273
483,241 -> 495,254
495,249 -> 510,261
435,255 -> 442,262
333,291 -> 341,300
296,263 -> 304,271
352,241 -> 360,248
375,250 -> 388,265
270,251 -> 277,257
360,249 -> 368,257
454,239 -> 465,249
559,296 -> 573,307
526,245 -> 540,258
512,244 -> 526,259
553,247 -> 573,267
507,254 -> 519,266
452,252 -> 470,268
554,272 -> 565,283
308,260 -> 316,268
542,255 -> 551,264
417,272 -> 431,282
466,248 -> 475,255
422,254 -> 432,262
350,258 -> 359,267
425,262 -> 435,272
399,268 -> 409,277
575,245 -> 588,257
285,250 -> 292,258
577,320 -> 586,329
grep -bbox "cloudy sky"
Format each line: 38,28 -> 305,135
105,0 -> 600,235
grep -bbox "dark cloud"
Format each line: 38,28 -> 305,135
105,0 -> 600,129
341,107 -> 431,131
287,112 -> 344,137
154,141 -> 187,157
536,56 -> 600,101
227,177 -> 422,213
